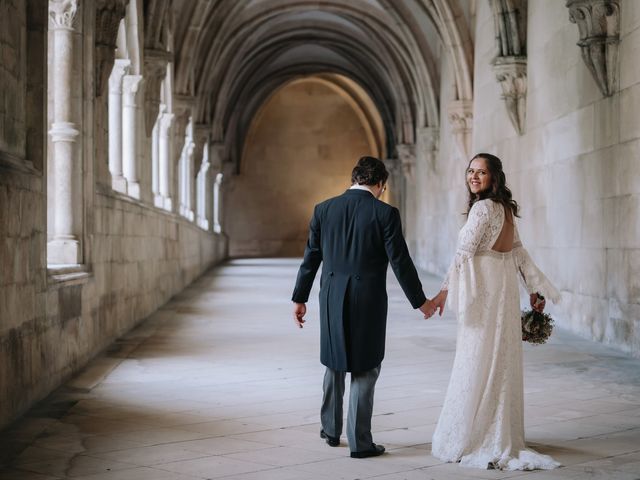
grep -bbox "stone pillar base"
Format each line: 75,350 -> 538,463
197,217 -> 209,230
112,174 -> 127,194
48,238 -> 81,265
127,181 -> 141,199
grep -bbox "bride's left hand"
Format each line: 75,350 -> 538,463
530,293 -> 545,313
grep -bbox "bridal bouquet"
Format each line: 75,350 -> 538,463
521,295 -> 554,344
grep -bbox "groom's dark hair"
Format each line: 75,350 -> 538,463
351,156 -> 389,186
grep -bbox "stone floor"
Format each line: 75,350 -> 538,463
1,258 -> 640,480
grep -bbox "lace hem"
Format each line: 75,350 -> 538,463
459,448 -> 561,471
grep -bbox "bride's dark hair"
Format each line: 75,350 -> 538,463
467,153 -> 520,218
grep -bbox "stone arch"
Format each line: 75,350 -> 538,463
171,0 -> 445,171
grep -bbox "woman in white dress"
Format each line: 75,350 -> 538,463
430,153 -> 561,471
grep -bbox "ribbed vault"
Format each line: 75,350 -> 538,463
170,0 -> 473,170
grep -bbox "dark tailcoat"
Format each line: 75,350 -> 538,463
292,189 -> 426,373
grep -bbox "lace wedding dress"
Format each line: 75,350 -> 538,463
431,199 -> 561,470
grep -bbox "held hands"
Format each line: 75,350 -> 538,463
293,302 -> 306,328
431,290 -> 448,317
419,299 -> 437,319
530,293 -> 546,313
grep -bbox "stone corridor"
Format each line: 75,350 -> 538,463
1,259 -> 639,480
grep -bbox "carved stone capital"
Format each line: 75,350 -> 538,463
49,0 -> 79,31
122,74 -> 143,107
492,56 -> 527,135
143,49 -> 172,136
95,0 -> 128,96
108,58 -> 130,94
158,112 -> 174,138
396,144 -> 416,182
447,100 -> 473,160
567,0 -> 620,96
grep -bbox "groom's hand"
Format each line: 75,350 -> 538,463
293,302 -> 306,328
418,299 -> 436,319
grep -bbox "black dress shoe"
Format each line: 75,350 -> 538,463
320,429 -> 340,447
350,443 -> 385,458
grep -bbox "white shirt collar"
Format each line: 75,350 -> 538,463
349,184 -> 375,196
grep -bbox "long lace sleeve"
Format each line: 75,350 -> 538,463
513,225 -> 561,304
441,200 -> 491,291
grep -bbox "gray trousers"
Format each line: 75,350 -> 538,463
320,365 -> 381,452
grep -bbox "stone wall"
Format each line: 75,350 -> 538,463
0,168 -> 226,430
0,0 -> 26,161
412,0 -> 640,357
0,0 -> 227,430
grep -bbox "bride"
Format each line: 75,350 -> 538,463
430,153 -> 561,471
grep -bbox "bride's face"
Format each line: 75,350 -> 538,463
467,158 -> 491,194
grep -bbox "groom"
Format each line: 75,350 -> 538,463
292,156 -> 435,458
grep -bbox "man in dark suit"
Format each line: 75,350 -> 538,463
291,156 -> 435,458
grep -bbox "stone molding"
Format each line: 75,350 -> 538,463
143,49 -> 173,136
95,0 -> 128,96
489,0 -> 528,135
49,0 -> 79,31
490,0 -> 527,57
447,100 -> 473,160
396,144 -> 416,182
567,0 -> 620,97
492,57 -> 527,135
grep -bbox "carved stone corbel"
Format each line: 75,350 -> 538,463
143,48 -> 172,136
396,144 -> 416,183
95,0 -> 128,97
448,100 -> 473,160
567,0 -> 620,97
493,57 -> 527,135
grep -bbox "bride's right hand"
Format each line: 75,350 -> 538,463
432,290 -> 448,316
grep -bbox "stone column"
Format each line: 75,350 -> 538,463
48,0 -> 81,265
108,58 -> 130,193
192,127 -> 208,229
157,111 -> 174,210
122,74 -> 143,198
194,125 -> 210,229
210,143 -> 225,234
151,107 -> 162,205
178,121 -> 195,221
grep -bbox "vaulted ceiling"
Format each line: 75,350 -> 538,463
166,0 -> 474,167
